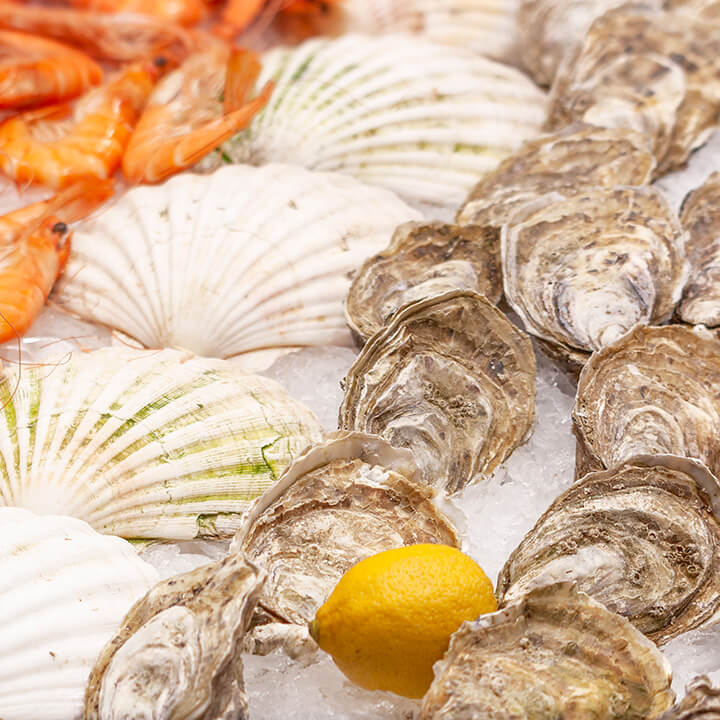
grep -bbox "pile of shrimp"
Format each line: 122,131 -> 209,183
0,0 -> 338,346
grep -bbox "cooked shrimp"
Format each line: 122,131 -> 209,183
0,55 -> 173,188
122,47 -> 273,183
70,0 -> 207,27
0,29 -> 102,110
219,0 -> 340,37
0,178 -> 113,343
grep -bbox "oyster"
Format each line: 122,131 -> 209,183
56,164 -> 418,370
232,431 -> 459,652
497,455 -> 720,645
573,324 -> 720,479
0,346 -> 322,540
420,583 -> 675,719
344,222 -> 502,344
216,34 -> 547,210
502,186 -> 688,374
661,676 -> 720,719
677,172 -> 720,326
84,553 -> 264,720
339,291 -> 536,493
0,507 -> 159,720
456,123 -> 656,228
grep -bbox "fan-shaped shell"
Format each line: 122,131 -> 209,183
573,324 -> 720,479
497,455 -> 720,645
661,676 -> 720,719
0,507 -> 160,720
216,34 -> 547,211
0,346 -> 322,540
339,291 -> 536,493
56,164 -> 419,369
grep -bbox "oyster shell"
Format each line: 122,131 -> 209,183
0,346 -> 322,540
216,34 -> 547,210
661,676 -> 720,719
0,507 -> 159,720
456,123 -> 656,228
339,291 -> 536,493
502,186 -> 688,373
344,222 -> 502,344
677,172 -> 720,326
573,324 -> 720,479
84,553 -> 264,720
56,164 -> 418,370
420,583 -> 675,719
497,455 -> 720,645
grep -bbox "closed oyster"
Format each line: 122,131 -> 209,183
84,553 -> 264,720
339,291 -> 536,493
573,324 -> 720,479
497,455 -> 720,645
677,172 -> 720,326
456,123 -> 656,228
420,583 -> 675,719
502,186 -> 687,373
661,676 -> 720,719
232,431 -> 459,651
0,508 -> 159,720
0,346 -> 322,540
56,164 -> 418,370
344,222 -> 502,344
216,34 -> 547,210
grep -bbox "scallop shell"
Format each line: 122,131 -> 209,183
0,346 -> 322,540
497,455 -> 720,645
216,34 -> 547,211
0,507 -> 160,720
661,676 -> 720,719
55,164 -> 419,369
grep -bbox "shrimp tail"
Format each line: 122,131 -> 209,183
223,47 -> 262,113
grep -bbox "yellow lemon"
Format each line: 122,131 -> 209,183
309,543 -> 496,699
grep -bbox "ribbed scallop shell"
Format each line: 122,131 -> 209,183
217,34 -> 547,211
55,164 -> 418,369
0,507 -> 160,720
0,346 -> 322,540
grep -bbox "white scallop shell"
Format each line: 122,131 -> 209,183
0,346 -> 322,539
0,507 -> 160,720
56,164 -> 419,369
217,34 -> 547,211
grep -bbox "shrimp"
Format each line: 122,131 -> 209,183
219,0 -> 340,37
122,47 -> 273,183
0,177 -> 113,343
70,0 -> 207,27
0,55 -> 173,188
0,29 -> 102,110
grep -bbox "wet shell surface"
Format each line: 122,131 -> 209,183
497,455 -> 720,645
344,222 -> 502,344
420,583 -> 675,719
339,291 -> 536,493
502,186 -> 688,372
0,507 -> 160,720
0,346 -> 322,540
85,553 -> 265,720
216,34 -> 547,210
56,164 -> 418,370
573,324 -> 720,480
661,676 -> 720,719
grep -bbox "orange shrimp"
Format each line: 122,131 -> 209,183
122,47 -> 273,183
219,0 -> 340,37
69,0 -> 207,27
0,29 -> 102,110
0,177 -> 114,343
0,55 -> 173,188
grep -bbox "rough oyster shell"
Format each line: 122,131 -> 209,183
344,222 -> 502,344
84,553 -> 264,720
661,676 -> 720,719
216,34 -> 547,210
0,346 -> 322,540
56,164 -> 418,370
0,507 -> 159,720
339,291 -> 536,493
573,324 -> 720,479
677,172 -> 720,326
502,186 -> 688,372
497,455 -> 720,645
456,124 -> 656,229
420,583 -> 675,720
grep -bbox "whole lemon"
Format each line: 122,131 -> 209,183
309,543 -> 497,699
